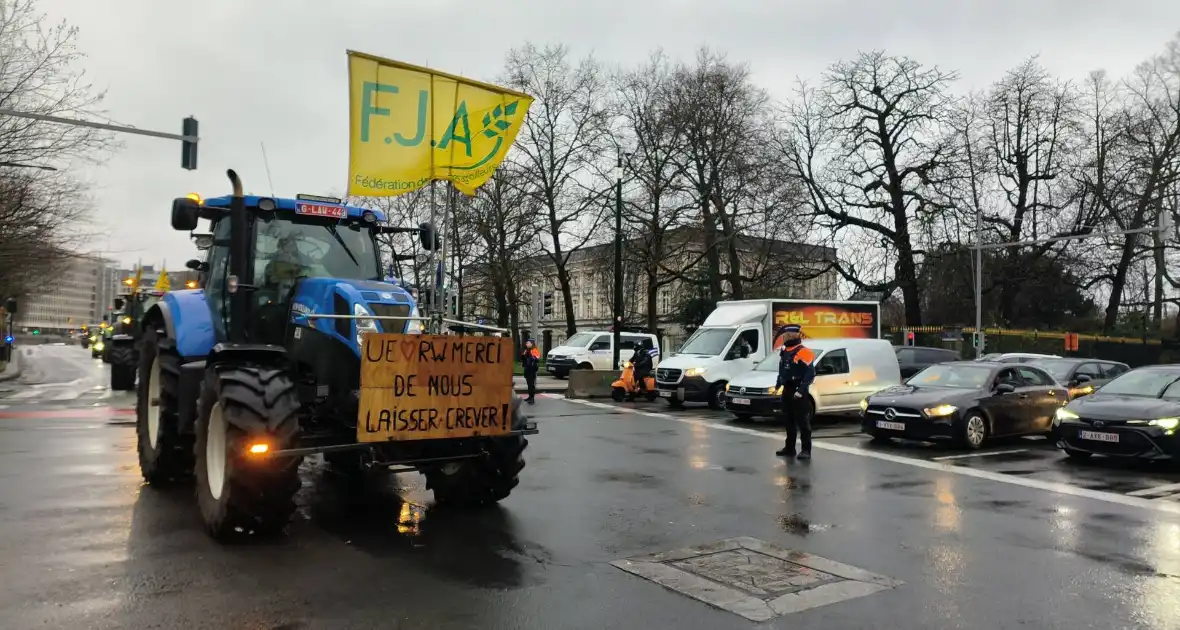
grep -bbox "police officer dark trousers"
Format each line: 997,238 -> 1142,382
774,325 -> 817,459
520,339 -> 541,404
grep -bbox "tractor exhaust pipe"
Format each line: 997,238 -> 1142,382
226,169 -> 250,344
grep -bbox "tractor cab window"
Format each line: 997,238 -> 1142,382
254,215 -> 381,289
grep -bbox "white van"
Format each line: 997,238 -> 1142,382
545,331 -> 661,378
653,299 -> 880,409
722,338 -> 902,418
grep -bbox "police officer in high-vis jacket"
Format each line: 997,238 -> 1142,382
774,324 -> 817,459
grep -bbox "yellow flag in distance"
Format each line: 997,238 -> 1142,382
347,51 -> 534,197
154,268 -> 170,292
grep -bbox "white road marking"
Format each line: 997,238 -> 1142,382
1127,482 -> 1180,498
931,449 -> 1029,461
48,389 -> 84,402
557,397 -> 1180,516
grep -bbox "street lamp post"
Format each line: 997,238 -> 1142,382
612,154 -> 624,371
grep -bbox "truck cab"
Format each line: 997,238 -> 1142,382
656,303 -> 769,409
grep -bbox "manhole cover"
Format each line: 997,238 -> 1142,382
611,537 -> 903,622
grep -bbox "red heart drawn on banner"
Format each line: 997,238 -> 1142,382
400,339 -> 418,361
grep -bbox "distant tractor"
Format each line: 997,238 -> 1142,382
108,292 -> 163,390
137,171 -> 535,540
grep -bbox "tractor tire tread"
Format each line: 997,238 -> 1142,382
424,395 -> 529,508
137,328 -> 194,484
195,366 -> 302,539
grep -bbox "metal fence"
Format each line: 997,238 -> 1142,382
885,326 -> 1177,367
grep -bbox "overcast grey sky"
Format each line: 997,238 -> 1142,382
43,0 -> 1180,269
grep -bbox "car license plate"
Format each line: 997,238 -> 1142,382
1079,430 -> 1119,443
731,397 -> 750,406
659,390 -> 672,398
876,420 -> 905,431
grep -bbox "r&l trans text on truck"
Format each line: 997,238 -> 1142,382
654,299 -> 881,409
135,170 -> 536,540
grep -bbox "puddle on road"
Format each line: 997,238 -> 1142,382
777,512 -> 835,535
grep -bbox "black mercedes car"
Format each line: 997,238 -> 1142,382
861,361 -> 1068,449
1053,365 -> 1180,462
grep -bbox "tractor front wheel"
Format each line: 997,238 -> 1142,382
195,366 -> 302,539
426,396 -> 528,508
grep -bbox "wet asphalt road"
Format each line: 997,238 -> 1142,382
2,346 -> 1180,629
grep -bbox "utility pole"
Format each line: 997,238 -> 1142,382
974,206 -> 984,358
612,154 -> 624,371
531,282 -> 541,350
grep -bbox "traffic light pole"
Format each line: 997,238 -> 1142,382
0,108 -> 199,170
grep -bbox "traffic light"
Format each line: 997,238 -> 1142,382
181,116 -> 198,170
543,291 -> 554,316
905,330 -> 915,346
31,329 -> 39,335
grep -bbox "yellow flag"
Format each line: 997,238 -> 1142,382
131,264 -> 142,291
154,268 -> 170,292
347,51 -> 534,197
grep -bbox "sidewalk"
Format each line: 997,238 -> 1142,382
513,374 -> 566,394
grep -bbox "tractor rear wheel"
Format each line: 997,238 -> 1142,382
425,395 -> 528,508
136,328 -> 193,484
195,366 -> 302,539
109,344 -> 137,391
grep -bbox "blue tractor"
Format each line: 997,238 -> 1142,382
137,170 -> 535,539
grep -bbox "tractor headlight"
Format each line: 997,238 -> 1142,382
354,303 -> 378,348
405,305 -> 423,334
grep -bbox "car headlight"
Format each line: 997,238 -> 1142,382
767,387 -> 780,395
1149,417 -> 1180,430
404,305 -> 423,334
94,342 -> 104,351
684,367 -> 705,377
1054,408 -> 1079,426
354,303 -> 379,347
924,404 -> 958,417
859,398 -> 869,412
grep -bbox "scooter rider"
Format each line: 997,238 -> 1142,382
628,338 -> 656,395
774,324 -> 817,459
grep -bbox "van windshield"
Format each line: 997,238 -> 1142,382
679,328 -> 735,356
562,333 -> 596,348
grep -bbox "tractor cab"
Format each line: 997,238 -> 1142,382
175,192 -> 430,353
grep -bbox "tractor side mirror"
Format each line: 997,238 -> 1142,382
113,298 -> 125,310
418,222 -> 441,251
185,258 -> 208,272
171,197 -> 200,231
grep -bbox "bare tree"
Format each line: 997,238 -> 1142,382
502,43 -> 614,336
666,48 -> 772,302
458,164 -> 542,339
0,0 -> 112,300
1093,35 -> 1180,333
778,52 -> 960,325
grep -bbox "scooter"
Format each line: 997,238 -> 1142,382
611,361 -> 658,402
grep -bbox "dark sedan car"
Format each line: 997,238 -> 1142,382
861,361 -> 1068,449
896,345 -> 961,378
1028,358 -> 1130,399
1053,365 -> 1180,462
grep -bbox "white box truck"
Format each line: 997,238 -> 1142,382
654,299 -> 881,409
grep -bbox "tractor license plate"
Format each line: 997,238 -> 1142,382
730,397 -> 751,406
1079,430 -> 1119,443
356,334 -> 515,442
876,420 -> 906,431
659,390 -> 672,398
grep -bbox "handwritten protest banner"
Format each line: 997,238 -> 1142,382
357,334 -> 514,442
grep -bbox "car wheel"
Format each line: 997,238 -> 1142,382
958,411 -> 989,449
708,383 -> 727,411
